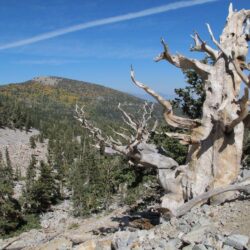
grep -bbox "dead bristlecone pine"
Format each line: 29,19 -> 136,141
75,3 -> 250,216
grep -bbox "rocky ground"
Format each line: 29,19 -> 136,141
0,128 -> 48,177
1,194 -> 249,250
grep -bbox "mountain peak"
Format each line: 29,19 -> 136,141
32,76 -> 62,86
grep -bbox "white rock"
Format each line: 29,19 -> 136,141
224,234 -> 249,250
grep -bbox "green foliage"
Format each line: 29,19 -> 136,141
23,155 -> 36,211
173,69 -> 205,119
151,126 -> 188,165
0,158 -> 24,235
26,161 -> 60,213
1,214 -> 40,239
5,148 -> 13,183
0,95 -> 32,129
70,141 -> 119,216
23,160 -> 60,214
33,161 -> 60,212
29,136 -> 36,149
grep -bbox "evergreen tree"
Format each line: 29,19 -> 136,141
25,161 -> 59,213
0,151 -> 3,165
23,155 -> 37,212
29,136 -> 36,149
25,115 -> 32,133
5,148 -> 13,186
0,158 -> 23,235
38,132 -> 44,143
173,68 -> 205,119
14,165 -> 21,181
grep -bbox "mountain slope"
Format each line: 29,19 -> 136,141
0,76 -> 148,126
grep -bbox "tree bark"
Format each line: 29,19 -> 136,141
184,8 -> 250,202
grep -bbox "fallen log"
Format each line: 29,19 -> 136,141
173,178 -> 250,217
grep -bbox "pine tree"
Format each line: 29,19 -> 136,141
23,155 -> 37,213
5,147 -> 13,186
0,156 -> 23,235
25,115 -> 32,133
25,161 -> 59,213
38,132 -> 44,143
29,136 -> 36,149
14,166 -> 21,181
0,151 -> 3,165
173,68 -> 205,119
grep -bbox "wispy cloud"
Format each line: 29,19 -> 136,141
0,0 -> 218,50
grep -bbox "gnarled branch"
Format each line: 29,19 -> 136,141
155,38 -> 211,79
75,104 -> 127,155
165,132 -> 199,145
227,3 -> 234,20
118,103 -> 138,131
130,67 -> 201,130
190,32 -> 218,60
75,102 -> 158,157
206,23 -> 229,58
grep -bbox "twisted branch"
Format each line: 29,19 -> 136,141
130,67 -> 201,131
190,32 -> 218,60
165,132 -> 199,145
75,104 -> 127,155
155,38 -> 211,79
206,23 -> 229,58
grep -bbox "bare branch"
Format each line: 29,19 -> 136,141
108,136 -> 122,146
173,177 -> 250,217
75,104 -> 128,155
109,126 -> 131,141
75,104 -> 104,141
151,120 -> 158,132
130,67 -> 201,130
232,59 -> 250,87
140,102 -> 154,128
226,88 -> 249,133
155,38 -> 211,79
118,103 -> 138,131
227,2 -> 234,20
165,132 -> 199,145
206,23 -> 229,57
190,32 -> 219,60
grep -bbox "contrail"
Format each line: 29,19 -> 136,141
0,0 -> 218,50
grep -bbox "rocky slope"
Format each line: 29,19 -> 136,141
0,128 -> 48,178
1,193 -> 249,250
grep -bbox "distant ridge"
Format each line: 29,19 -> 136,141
0,76 -> 160,129
32,76 -> 62,86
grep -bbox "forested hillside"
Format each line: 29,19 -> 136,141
0,76 -> 172,236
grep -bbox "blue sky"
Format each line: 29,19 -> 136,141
0,0 -> 249,97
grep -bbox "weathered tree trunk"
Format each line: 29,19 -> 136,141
130,5 -> 250,212
184,7 -> 249,202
